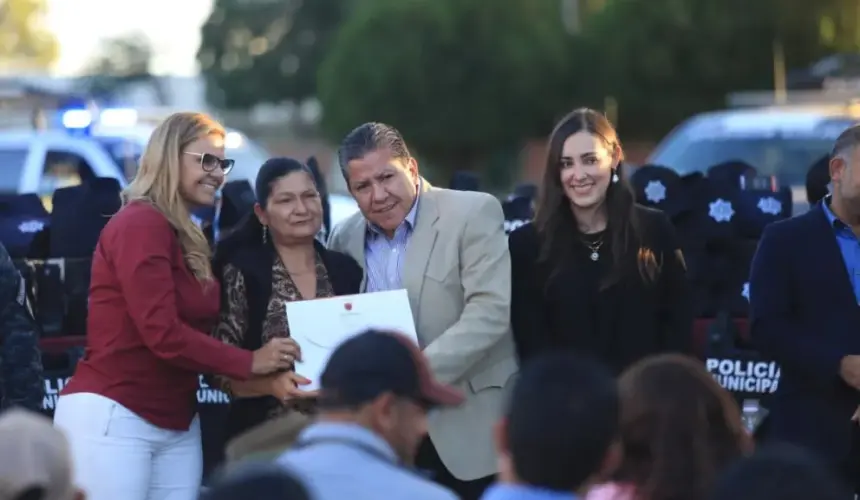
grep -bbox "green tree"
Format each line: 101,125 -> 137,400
317,0 -> 578,175
197,0 -> 351,108
0,0 -> 58,71
582,0 -> 860,139
81,34 -> 166,104
814,0 -> 860,52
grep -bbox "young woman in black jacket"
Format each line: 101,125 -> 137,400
509,108 -> 692,373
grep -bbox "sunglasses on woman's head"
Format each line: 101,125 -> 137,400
185,152 -> 235,174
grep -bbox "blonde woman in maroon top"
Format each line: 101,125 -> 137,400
53,113 -> 298,500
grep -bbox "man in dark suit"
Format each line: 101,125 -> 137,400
750,124 -> 860,493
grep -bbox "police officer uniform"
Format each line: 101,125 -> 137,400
0,242 -> 44,412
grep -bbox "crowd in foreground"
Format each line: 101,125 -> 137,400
0,330 -> 853,500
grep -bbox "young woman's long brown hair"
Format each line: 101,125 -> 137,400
534,108 -> 656,289
612,354 -> 750,500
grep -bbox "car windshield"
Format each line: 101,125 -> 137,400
649,118 -> 854,186
93,133 -> 271,184
0,149 -> 29,192
227,140 -> 270,184
93,137 -> 143,180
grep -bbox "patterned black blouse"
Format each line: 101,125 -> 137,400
212,253 -> 334,420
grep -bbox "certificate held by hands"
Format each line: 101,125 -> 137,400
286,289 -> 418,391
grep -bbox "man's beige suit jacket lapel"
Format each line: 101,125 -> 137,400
343,184 -> 439,330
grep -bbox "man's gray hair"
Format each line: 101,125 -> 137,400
337,122 -> 411,181
831,124 -> 860,158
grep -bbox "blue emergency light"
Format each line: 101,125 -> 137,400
60,108 -> 139,132
61,109 -> 93,130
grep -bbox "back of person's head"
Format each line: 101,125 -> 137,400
214,157 -> 320,268
497,353 -> 620,493
0,409 -> 81,500
806,155 -> 831,205
123,112 -> 227,281
709,444 -> 849,500
449,171 -> 480,191
614,354 -> 749,500
707,160 -> 757,190
512,183 -> 538,201
201,462 -> 311,500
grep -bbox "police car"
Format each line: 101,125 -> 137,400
85,112 -> 361,229
0,129 -> 127,205
2,107 -> 360,230
89,123 -> 269,187
648,106 -> 860,212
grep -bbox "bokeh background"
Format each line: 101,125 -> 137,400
3,0 -> 860,192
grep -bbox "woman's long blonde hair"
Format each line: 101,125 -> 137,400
122,112 -> 225,281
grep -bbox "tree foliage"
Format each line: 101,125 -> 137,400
317,0 -> 577,171
198,0 -> 351,108
0,0 -> 58,70
581,0 -> 860,137
203,0 -> 860,158
82,34 -> 166,104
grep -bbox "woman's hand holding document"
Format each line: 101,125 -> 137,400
285,289 -> 418,391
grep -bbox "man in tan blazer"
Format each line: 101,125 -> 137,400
327,122 -> 517,500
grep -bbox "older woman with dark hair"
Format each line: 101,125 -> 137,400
587,354 -> 751,500
211,157 -> 363,444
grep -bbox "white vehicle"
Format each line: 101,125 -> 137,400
1,107 -> 361,225
92,126 -> 271,188
328,193 -> 360,230
86,111 -> 361,228
0,130 -> 127,205
93,124 -> 360,228
56,107 -> 271,187
648,106 -> 860,212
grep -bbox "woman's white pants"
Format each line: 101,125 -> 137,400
53,393 -> 202,500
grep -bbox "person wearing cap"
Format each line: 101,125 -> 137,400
484,352 -> 621,500
278,329 -> 463,500
502,196 -> 534,236
449,171 -> 481,192
0,409 -> 83,500
0,241 -> 44,413
328,123 -> 516,499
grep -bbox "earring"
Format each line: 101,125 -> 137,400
612,172 -> 619,184
262,225 -> 268,244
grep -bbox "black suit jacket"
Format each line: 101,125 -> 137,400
509,205 -> 693,373
750,203 -> 860,467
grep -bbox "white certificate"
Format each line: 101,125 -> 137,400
286,289 -> 418,391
